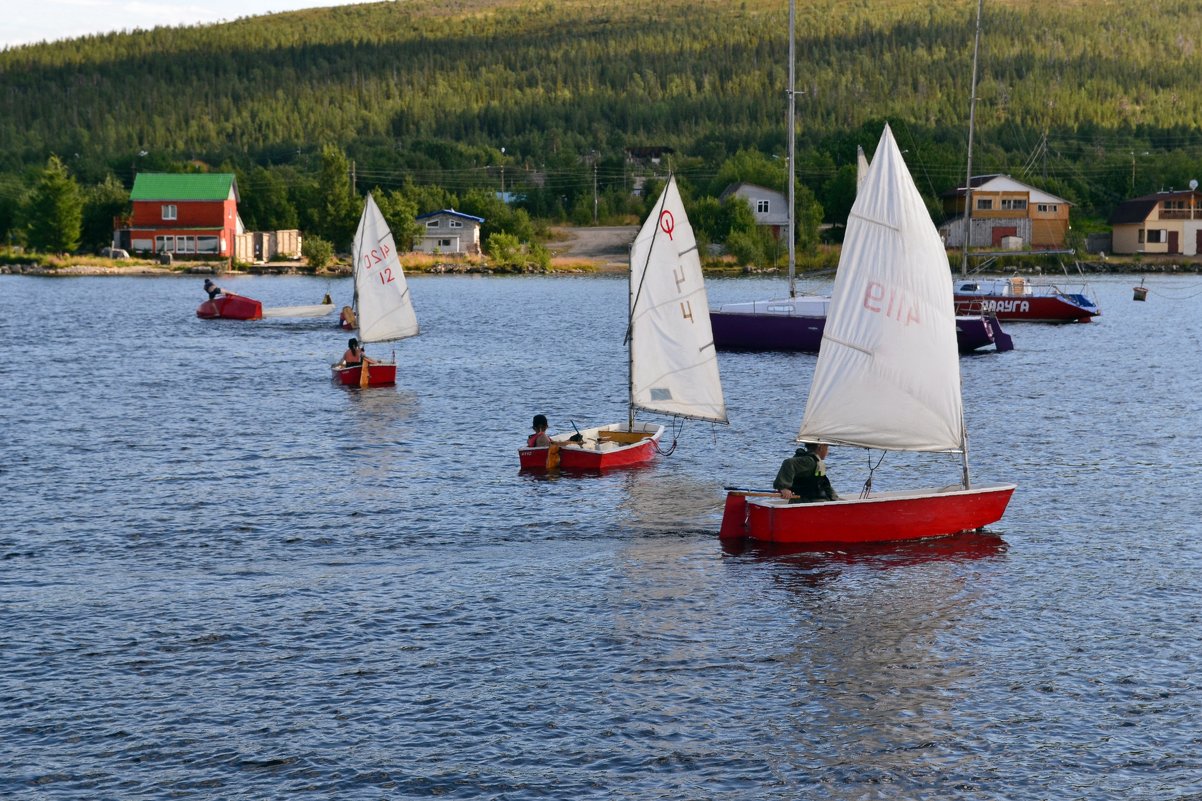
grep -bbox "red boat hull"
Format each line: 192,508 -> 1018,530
719,483 -> 1015,545
331,362 -> 397,387
518,423 -> 664,471
196,294 -> 263,320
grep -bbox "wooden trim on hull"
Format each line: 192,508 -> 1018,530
719,483 -> 1015,545
517,423 -> 664,471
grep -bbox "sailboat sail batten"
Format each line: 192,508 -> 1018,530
799,125 -> 964,453
628,176 -> 727,424
353,193 -> 418,345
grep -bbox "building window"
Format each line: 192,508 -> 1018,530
155,235 -> 173,252
162,204 -> 177,220
197,236 -> 220,254
976,198 -> 993,211
426,220 -> 439,228
449,219 -> 463,229
756,200 -> 770,214
1037,204 -> 1059,213
1001,199 -> 1027,210
1146,229 -> 1166,244
438,239 -> 453,248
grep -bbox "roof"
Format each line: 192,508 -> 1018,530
415,208 -> 485,224
719,182 -> 785,202
131,173 -> 238,202
1109,190 -> 1202,225
941,174 -> 1071,205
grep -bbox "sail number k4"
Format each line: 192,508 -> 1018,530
863,280 -> 920,326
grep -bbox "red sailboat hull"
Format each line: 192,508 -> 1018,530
719,483 -> 1015,545
518,423 -> 664,471
330,362 -> 397,387
196,294 -> 263,320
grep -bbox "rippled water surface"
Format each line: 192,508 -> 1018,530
2,271 -> 1201,799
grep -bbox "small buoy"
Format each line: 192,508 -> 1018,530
1133,278 -> 1148,302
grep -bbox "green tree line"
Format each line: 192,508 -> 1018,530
3,0 -> 1202,254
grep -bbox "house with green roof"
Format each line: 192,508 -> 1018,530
116,173 -> 243,257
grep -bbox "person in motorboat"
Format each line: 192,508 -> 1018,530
203,278 -> 224,300
773,442 -> 839,503
340,337 -> 375,368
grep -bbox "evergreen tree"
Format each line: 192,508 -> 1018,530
81,175 -> 129,252
25,156 -> 83,253
315,144 -> 359,251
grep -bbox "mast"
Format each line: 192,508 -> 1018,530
959,0 -> 983,278
787,0 -> 797,297
628,246 -> 635,430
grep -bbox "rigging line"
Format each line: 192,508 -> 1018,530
624,174 -> 673,347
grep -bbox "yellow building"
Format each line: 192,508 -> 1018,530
1108,188 -> 1202,256
940,174 -> 1072,250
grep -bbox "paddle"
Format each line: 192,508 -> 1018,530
723,486 -> 780,497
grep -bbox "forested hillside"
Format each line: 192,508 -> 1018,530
3,0 -> 1202,253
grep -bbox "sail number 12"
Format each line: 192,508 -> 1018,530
362,244 -> 395,284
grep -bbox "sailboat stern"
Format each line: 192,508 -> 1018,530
718,492 -> 752,539
331,361 -> 397,387
553,422 -> 663,471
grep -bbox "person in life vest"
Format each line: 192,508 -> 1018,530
773,442 -> 839,503
203,278 -> 224,300
528,414 -> 552,447
341,337 -> 374,368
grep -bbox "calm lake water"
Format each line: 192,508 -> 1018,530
2,270 -> 1201,800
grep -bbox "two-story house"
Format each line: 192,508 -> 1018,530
116,173 -> 243,257
1108,189 -> 1202,256
719,183 -> 789,239
940,174 -> 1072,250
414,209 -> 485,255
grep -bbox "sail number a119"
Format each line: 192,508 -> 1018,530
362,244 -> 395,284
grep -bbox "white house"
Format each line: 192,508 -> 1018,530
719,183 -> 789,237
414,209 -> 485,255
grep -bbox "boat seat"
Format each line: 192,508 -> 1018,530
597,431 -> 650,444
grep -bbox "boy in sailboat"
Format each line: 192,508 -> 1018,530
203,278 -> 224,300
528,415 -> 552,447
774,442 -> 839,502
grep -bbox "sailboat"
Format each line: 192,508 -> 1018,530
331,193 -> 418,387
707,0 -> 1011,354
949,0 -> 1099,324
518,176 -> 727,470
719,125 -> 1015,545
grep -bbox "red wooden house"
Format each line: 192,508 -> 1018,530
115,173 -> 243,257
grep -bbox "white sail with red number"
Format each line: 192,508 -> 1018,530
629,176 -> 726,424
354,193 -> 418,344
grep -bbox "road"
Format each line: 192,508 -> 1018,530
549,225 -> 638,268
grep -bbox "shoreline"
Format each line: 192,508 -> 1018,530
2,259 -> 1200,278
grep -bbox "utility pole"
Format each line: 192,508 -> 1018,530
593,159 -> 599,224
959,0 -> 983,278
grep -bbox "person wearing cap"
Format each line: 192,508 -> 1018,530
203,278 -> 224,300
341,337 -> 374,368
773,442 -> 839,502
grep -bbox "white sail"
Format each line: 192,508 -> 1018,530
629,177 -> 727,424
856,145 -> 870,188
353,193 -> 418,344
798,125 -> 964,452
